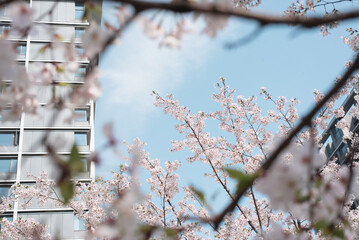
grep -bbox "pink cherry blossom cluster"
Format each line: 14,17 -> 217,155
0,0 -> 359,239
0,217 -> 50,239
0,0 -> 354,122
343,28 -> 359,51
0,2 -> 105,121
0,79 -> 359,238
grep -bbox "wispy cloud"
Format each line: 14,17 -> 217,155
99,27 -> 213,127
96,26 -> 213,177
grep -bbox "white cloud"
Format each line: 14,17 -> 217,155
96,26 -> 214,177
99,27 -> 213,124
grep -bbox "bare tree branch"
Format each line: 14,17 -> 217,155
108,0 -> 359,28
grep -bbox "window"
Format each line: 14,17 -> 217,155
338,144 -> 347,157
0,7 -> 5,17
75,46 -> 84,56
0,186 -> 11,198
75,1 -> 85,21
74,132 -> 88,146
352,199 -> 359,210
0,215 -> 12,230
0,159 -> 17,173
352,117 -> 359,130
75,27 -> 85,39
81,158 -> 89,172
0,216 -> 12,222
74,108 -> 88,122
0,82 -> 11,93
16,44 -> 26,58
75,66 -> 86,80
0,108 -> 20,122
331,126 -> 343,143
0,131 -> 19,146
74,214 -> 87,231
0,25 -> 10,35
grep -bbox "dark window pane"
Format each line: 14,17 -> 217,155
75,27 -> 85,39
75,2 -> 85,20
339,144 -> 347,157
352,117 -> 359,129
331,127 -> 343,143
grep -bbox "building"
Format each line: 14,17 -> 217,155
320,90 -> 359,208
320,90 -> 358,164
0,0 -> 100,238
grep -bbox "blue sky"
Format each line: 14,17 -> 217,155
95,1 -> 359,210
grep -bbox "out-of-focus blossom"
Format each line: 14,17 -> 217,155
136,16 -> 165,40
256,141 -> 326,215
202,14 -> 228,38
70,67 -> 101,106
82,22 -> 111,58
0,40 -> 17,80
8,1 -> 34,33
28,63 -> 57,85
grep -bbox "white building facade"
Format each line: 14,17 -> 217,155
0,0 -> 99,238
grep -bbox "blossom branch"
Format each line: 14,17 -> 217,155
261,90 -> 304,145
184,119 -> 259,233
314,0 -> 354,8
213,52 -> 359,229
143,156 -> 183,227
250,185 -> 263,233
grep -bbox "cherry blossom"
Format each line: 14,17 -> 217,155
202,14 -> 229,38
136,16 -> 166,40
69,67 -> 101,106
82,22 -> 111,58
343,28 -> 359,51
0,0 -> 358,239
0,40 -> 17,81
0,218 -> 50,240
8,1 -> 34,33
28,63 -> 57,85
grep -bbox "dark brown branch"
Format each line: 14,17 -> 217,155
109,0 -> 359,28
250,186 -> 263,232
212,53 -> 359,229
1,0 -> 359,28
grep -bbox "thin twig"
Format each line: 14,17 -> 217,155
250,186 -> 263,233
213,53 -> 359,229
